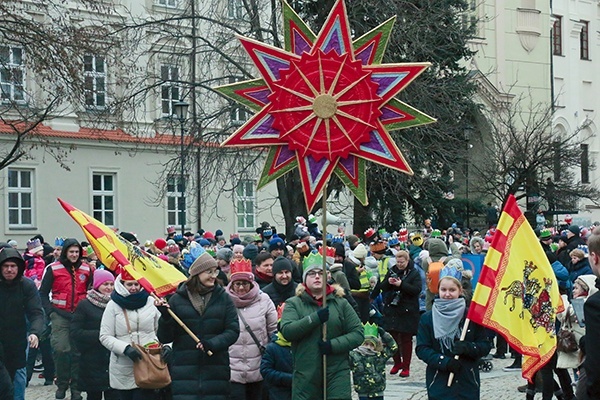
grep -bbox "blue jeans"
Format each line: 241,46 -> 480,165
12,367 -> 26,400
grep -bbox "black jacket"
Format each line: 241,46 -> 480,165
262,281 -> 298,308
157,283 -> 239,400
260,333 -> 292,400
0,248 -> 45,372
71,298 -> 111,392
583,279 -> 600,400
374,263 -> 422,334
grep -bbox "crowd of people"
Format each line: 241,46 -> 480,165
0,214 -> 599,400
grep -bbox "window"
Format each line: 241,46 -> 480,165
581,144 -> 590,184
236,180 -> 255,230
161,65 -> 180,117
7,169 -> 33,226
157,0 -> 176,7
166,175 -> 186,228
552,16 -> 562,56
228,0 -> 244,19
229,76 -> 249,125
92,173 -> 115,226
580,21 -> 589,60
84,55 -> 106,109
0,46 -> 25,103
461,0 -> 478,36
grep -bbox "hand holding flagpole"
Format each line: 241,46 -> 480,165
447,318 -> 470,386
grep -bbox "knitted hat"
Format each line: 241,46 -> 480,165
231,237 -> 242,246
189,252 -> 217,277
268,237 -> 286,252
569,225 -> 581,236
154,238 -> 168,251
445,258 -> 464,271
272,256 -> 292,275
353,243 -> 368,259
539,229 -> 552,239
215,229 -> 224,237
198,239 -> 210,247
302,253 -> 325,282
347,235 -> 360,248
332,242 -> 345,258
93,269 -> 115,290
369,241 -> 386,254
203,231 -> 215,241
26,239 -> 44,254
230,259 -> 254,282
242,244 -> 259,263
233,244 -> 245,254
216,247 -> 233,263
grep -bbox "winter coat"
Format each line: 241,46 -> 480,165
0,248 -> 45,372
279,284 -> 364,400
71,297 -> 111,392
349,330 -> 397,397
228,288 -> 277,384
99,281 -> 160,390
569,258 -> 593,285
582,277 -> 600,400
416,309 -> 492,400
342,257 -> 362,290
375,263 -> 422,334
260,333 -> 293,400
23,252 -> 46,283
157,283 -> 240,400
556,294 -> 586,369
262,280 -> 298,308
329,263 -> 350,292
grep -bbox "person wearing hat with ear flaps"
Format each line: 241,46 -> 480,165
279,253 -> 364,400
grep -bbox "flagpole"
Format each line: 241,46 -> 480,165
151,292 -> 213,356
321,190 -> 328,400
447,317 -> 470,386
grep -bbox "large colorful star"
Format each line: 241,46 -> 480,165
215,0 -> 435,211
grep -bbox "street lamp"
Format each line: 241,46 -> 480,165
173,101 -> 189,236
464,125 -> 474,229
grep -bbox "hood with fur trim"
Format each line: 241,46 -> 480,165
295,283 -> 345,298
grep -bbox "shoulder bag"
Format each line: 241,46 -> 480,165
123,308 -> 171,389
556,308 -> 578,353
236,309 -> 266,355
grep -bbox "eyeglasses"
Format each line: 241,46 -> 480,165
233,281 -> 252,288
306,270 -> 324,277
202,269 -> 219,277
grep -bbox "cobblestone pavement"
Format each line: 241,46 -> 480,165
26,355 -> 534,400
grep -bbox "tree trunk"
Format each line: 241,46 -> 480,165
353,197 -> 373,237
277,171 -> 310,236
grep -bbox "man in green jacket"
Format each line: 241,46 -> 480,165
280,253 -> 363,400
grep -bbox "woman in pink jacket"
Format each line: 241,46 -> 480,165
226,258 -> 277,400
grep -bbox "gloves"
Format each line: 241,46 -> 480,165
318,340 -> 333,355
446,358 -> 461,374
316,307 -> 329,324
161,345 -> 173,363
124,345 -> 142,362
453,341 -> 478,360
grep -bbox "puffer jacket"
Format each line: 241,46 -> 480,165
157,282 -> 240,400
99,280 -> 160,390
228,287 -> 277,384
260,333 -> 292,400
279,284 -> 363,400
349,329 -> 397,397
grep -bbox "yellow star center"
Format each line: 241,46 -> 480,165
312,94 -> 337,119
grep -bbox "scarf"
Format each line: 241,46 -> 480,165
87,289 -> 111,309
275,331 -> 291,347
432,297 -> 465,352
303,284 -> 335,307
227,282 -> 260,308
110,289 -> 149,310
254,270 -> 273,284
186,283 -> 215,316
355,344 -> 379,357
273,278 -> 295,297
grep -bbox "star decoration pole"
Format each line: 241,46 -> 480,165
215,0 -> 436,213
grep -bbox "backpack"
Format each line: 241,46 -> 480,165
426,257 -> 446,294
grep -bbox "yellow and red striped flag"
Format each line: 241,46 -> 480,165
58,198 -> 186,296
467,195 -> 564,382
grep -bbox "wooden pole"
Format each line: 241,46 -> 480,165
321,191 -> 328,400
447,318 -> 470,386
152,292 -> 212,356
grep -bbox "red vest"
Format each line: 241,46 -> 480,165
49,262 -> 92,312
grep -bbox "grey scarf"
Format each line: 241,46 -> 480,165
432,297 -> 465,352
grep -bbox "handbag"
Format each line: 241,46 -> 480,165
557,308 -> 578,353
236,309 -> 266,355
123,309 -> 171,389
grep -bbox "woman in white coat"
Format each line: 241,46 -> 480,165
99,270 -> 161,400
226,259 -> 277,400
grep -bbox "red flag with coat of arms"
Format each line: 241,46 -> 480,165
467,194 -> 564,382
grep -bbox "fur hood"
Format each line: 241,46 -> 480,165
295,283 -> 345,298
461,268 -> 473,280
